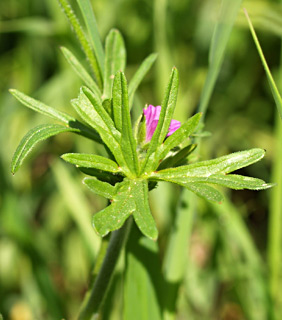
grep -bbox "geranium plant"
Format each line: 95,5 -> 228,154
9,0 -> 273,318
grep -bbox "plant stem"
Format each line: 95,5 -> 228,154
78,218 -> 132,320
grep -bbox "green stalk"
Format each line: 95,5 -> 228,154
268,101 -> 282,314
57,0 -> 103,88
78,218 -> 133,320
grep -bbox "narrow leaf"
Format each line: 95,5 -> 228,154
179,174 -> 273,190
151,113 -> 201,170
57,0 -> 103,88
76,0 -> 105,76
71,92 -> 129,173
61,153 -> 121,173
142,68 -> 179,173
152,148 -> 266,179
112,72 -> 123,132
128,53 -> 158,108
83,178 -> 117,199
104,29 -> 126,99
198,0 -> 242,118
119,72 -> 139,175
132,180 -> 158,240
157,144 -> 197,171
60,46 -> 102,102
244,9 -> 282,120
11,124 -> 78,174
10,89 -> 75,124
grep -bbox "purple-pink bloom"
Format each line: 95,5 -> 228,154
143,105 -> 181,142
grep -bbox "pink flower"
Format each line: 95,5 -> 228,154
143,105 -> 181,142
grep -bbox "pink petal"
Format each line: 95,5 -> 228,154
143,105 -> 180,142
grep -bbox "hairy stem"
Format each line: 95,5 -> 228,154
78,218 -> 133,320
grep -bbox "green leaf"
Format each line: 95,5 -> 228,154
142,68 -> 179,173
152,148 -> 266,179
112,72 -> 123,132
131,180 -> 158,240
244,9 -> 282,120
11,124 -> 78,174
72,87 -> 130,174
104,29 -> 126,99
124,224 -> 162,320
184,183 -> 224,203
198,0 -> 242,118
181,174 -> 273,190
119,72 -> 139,175
150,113 -> 201,171
57,0 -> 103,88
79,168 -> 123,184
92,180 -> 135,237
83,177 -> 117,199
9,89 -> 75,124
61,153 -> 121,173
60,46 -> 102,102
112,72 -> 139,175
76,0 -> 104,76
128,53 -> 158,108
157,144 -> 197,171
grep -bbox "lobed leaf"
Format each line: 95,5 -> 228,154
83,177 -> 117,199
60,46 -> 102,102
103,29 -> 126,99
61,153 -> 121,173
10,89 -> 75,124
92,180 -> 135,237
128,53 -> 158,108
11,124 -> 78,174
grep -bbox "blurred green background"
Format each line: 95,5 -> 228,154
1,0 -> 282,319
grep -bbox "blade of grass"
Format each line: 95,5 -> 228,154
162,189 -> 196,320
244,8 -> 282,120
51,160 -> 100,257
198,0 -> 242,119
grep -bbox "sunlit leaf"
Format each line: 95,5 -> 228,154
10,89 -> 75,124
142,68 -> 179,173
11,124 -> 78,174
83,177 -> 117,199
61,153 -> 121,173
92,180 -> 135,237
152,148 -> 266,179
